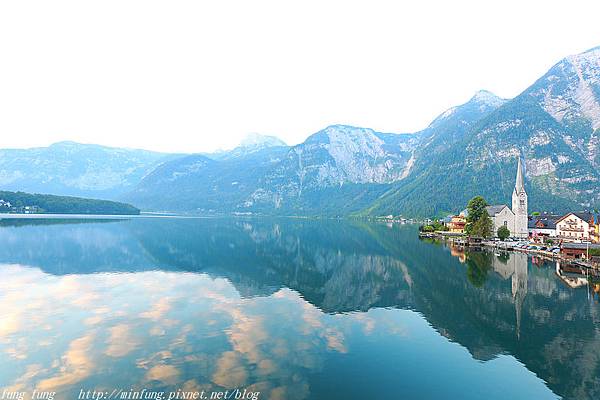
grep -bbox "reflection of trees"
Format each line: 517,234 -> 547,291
465,251 -> 492,288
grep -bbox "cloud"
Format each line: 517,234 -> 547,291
36,333 -> 96,391
105,324 -> 140,358
212,351 -> 248,388
145,364 -> 181,385
140,298 -> 173,321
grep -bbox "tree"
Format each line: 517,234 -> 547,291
497,225 -> 510,240
465,196 -> 491,237
421,225 -> 434,232
470,209 -> 493,238
532,211 -> 540,216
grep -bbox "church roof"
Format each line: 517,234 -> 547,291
514,157 -> 525,194
486,204 -> 510,216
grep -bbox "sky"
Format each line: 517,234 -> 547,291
1,0 -> 599,153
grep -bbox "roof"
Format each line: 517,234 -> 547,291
562,243 -> 600,250
556,212 -> 595,224
486,205 -> 509,216
528,217 -> 558,229
573,212 -> 594,222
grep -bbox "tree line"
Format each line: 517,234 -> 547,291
0,191 -> 140,215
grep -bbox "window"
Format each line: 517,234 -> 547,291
504,221 -> 508,227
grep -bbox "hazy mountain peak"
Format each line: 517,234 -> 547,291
239,133 -> 287,149
426,90 -> 506,131
470,90 -> 506,107
50,140 -> 83,147
569,45 -> 600,60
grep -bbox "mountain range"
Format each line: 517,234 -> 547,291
1,46 -> 599,217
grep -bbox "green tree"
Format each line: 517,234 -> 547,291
470,209 -> 493,238
465,196 -> 493,238
532,211 -> 540,216
497,225 -> 510,240
421,225 -> 434,232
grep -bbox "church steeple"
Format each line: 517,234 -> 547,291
514,157 -> 525,194
511,156 -> 528,238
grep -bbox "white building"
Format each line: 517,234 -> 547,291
486,158 -> 528,238
486,204 -> 514,234
556,212 -> 594,242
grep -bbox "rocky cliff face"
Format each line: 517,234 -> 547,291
244,125 -> 419,210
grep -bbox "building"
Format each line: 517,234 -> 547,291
528,216 -> 559,240
448,214 -> 466,234
555,212 -> 595,242
486,158 -> 528,238
511,157 -> 529,238
487,205 -> 515,235
560,243 -> 600,260
592,214 -> 600,244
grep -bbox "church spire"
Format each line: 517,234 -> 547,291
514,157 -> 525,194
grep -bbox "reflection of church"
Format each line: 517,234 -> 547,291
492,251 -> 528,338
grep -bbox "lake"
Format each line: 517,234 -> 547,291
0,217 -> 598,400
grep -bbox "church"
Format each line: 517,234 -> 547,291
486,158 -> 529,238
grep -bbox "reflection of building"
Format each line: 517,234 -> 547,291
449,245 -> 466,263
556,213 -> 595,242
492,251 -> 528,338
486,158 -> 528,238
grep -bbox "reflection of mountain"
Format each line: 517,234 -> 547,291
0,218 -> 598,398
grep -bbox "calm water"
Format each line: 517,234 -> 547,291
0,218 -> 599,400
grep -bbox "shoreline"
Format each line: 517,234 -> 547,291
419,231 -> 598,271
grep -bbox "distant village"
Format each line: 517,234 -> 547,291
415,158 -> 600,264
0,199 -> 41,214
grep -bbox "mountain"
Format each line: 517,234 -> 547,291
365,47 -> 600,217
0,142 -> 175,200
126,44 -> 600,217
123,146 -> 291,212
2,47 -> 599,217
409,90 -> 508,174
124,125 -> 420,214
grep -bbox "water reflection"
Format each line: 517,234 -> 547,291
0,218 -> 598,399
